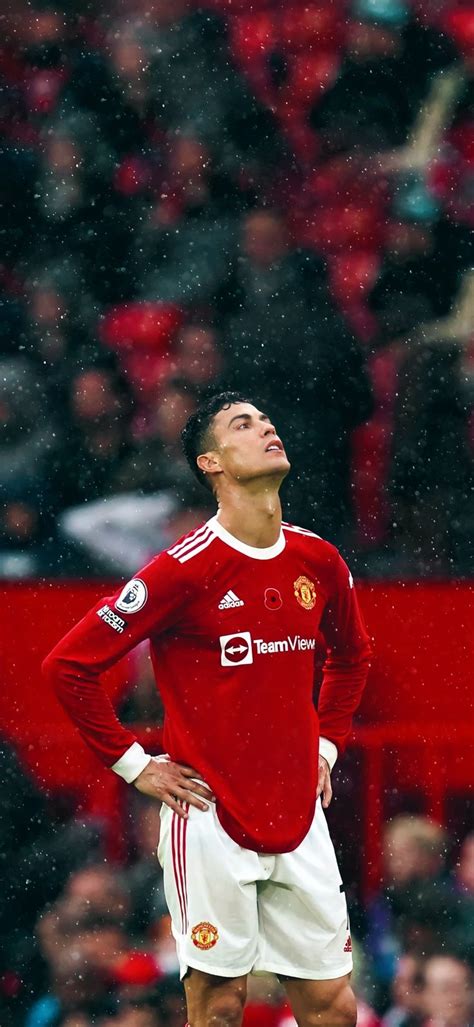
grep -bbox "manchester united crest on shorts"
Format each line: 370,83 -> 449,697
191,922 -> 219,950
294,575 -> 316,610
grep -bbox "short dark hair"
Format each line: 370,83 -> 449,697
181,391 -> 253,492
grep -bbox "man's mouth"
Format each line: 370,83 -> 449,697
265,440 -> 284,453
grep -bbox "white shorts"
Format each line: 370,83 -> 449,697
157,796 -> 352,981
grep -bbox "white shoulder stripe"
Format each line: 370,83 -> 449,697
168,524 -> 211,557
169,530 -> 213,562
177,533 -> 216,563
176,530 -> 214,560
282,523 -> 322,539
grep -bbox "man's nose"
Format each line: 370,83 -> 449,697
262,422 -> 276,436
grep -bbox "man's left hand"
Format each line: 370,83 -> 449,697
317,756 -> 332,809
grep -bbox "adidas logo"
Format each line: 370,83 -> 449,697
218,590 -> 245,610
344,936 -> 352,953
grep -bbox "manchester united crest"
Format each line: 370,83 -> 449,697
294,575 -> 316,610
191,922 -> 219,950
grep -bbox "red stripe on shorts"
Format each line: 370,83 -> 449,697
172,811 -> 186,934
182,803 -> 189,932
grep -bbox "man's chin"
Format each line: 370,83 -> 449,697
258,456 -> 291,481
231,457 -> 291,486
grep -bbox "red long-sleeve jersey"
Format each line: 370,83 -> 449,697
43,516 -> 371,853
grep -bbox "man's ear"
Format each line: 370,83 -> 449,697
197,452 -> 222,481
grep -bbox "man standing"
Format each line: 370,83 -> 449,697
43,392 -> 372,1027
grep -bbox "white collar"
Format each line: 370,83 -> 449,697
208,515 -> 286,561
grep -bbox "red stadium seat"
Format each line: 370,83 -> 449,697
277,107 -> 320,163
281,51 -> 341,108
100,302 -> 184,406
201,0 -> 270,10
279,4 -> 345,51
294,203 -> 383,254
113,155 -> 153,195
304,164 -> 348,205
329,251 -> 381,305
229,11 -> 276,64
351,418 -> 392,546
100,302 -> 183,351
443,8 -> 474,58
110,951 -> 164,987
328,251 -> 381,340
351,348 -> 402,543
304,156 -> 391,211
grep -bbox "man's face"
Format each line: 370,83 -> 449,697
199,402 -> 290,490
383,832 -> 440,886
457,835 -> 474,893
243,212 -> 287,268
392,956 -> 423,1014
422,958 -> 472,1026
178,327 -> 222,385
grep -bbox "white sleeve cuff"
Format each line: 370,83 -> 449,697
111,742 -> 152,783
319,737 -> 338,771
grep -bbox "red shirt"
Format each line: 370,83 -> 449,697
43,516 -> 371,853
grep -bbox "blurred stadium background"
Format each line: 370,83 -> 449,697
1,0 -> 473,1025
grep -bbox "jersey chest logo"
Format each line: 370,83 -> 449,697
220,632 -> 253,666
219,630 -> 316,666
218,590 -> 244,610
294,575 -> 316,611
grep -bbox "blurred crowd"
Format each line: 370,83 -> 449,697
2,6 -> 473,1022
1,0 -> 473,579
1,738 -> 474,1027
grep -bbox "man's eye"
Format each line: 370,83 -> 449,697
237,422 -> 249,429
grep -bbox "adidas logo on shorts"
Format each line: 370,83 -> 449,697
218,590 -> 245,610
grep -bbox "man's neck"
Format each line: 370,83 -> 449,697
215,486 -> 282,549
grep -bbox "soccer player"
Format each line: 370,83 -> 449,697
43,392 -> 372,1027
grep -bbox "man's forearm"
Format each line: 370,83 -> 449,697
42,647 -> 141,770
318,646 -> 371,756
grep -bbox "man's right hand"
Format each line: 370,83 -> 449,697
133,758 -> 215,818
